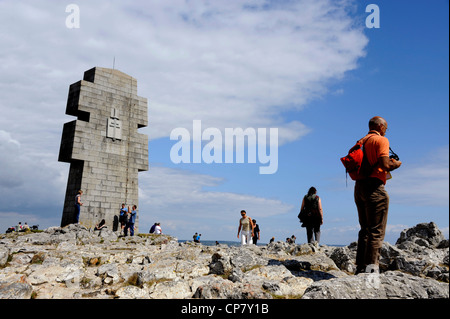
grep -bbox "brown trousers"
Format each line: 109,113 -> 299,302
354,178 -> 389,268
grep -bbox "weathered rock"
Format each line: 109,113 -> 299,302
329,246 -> 357,273
0,247 -> 9,267
228,267 -> 244,283
396,222 -> 445,247
227,245 -> 268,270
0,282 -> 33,299
115,285 -> 148,299
209,252 -> 232,275
192,274 -> 271,299
325,224 -> 449,283
302,271 -> 449,299
148,279 -> 193,299
0,222 -> 448,299
243,264 -> 313,297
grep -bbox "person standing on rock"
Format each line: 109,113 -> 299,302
237,210 -> 254,245
119,203 -> 128,236
300,187 -> 323,244
353,116 -> 401,274
252,219 -> 260,245
125,205 -> 137,236
74,190 -> 83,224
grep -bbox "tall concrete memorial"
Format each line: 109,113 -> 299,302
59,67 -> 148,230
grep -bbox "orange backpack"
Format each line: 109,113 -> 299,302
340,135 -> 375,183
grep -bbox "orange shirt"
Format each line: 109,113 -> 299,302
358,131 -> 390,184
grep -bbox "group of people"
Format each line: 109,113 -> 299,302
149,222 -> 163,234
193,232 -> 202,243
286,235 -> 296,244
5,222 -> 32,233
295,116 -> 401,274
119,203 -> 138,236
73,116 -> 401,275
237,210 -> 261,245
236,116 -> 401,276
72,190 -> 158,237
235,189 -> 321,247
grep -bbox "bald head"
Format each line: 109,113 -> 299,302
369,116 -> 388,136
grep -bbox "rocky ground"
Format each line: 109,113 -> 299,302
0,222 -> 448,299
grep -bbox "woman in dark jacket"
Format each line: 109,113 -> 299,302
300,187 -> 323,244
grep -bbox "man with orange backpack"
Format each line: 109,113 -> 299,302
352,116 -> 401,274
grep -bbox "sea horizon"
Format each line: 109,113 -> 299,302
178,239 -> 346,247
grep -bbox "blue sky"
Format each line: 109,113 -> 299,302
0,0 -> 448,245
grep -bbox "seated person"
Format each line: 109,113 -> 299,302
94,219 -> 107,231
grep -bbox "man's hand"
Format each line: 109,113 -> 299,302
380,156 -> 402,171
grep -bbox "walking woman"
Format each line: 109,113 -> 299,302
237,210 -> 254,245
300,187 -> 323,244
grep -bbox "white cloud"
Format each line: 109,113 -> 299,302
0,0 -> 369,239
1,0 -> 368,145
134,0 -> 368,141
0,130 -> 20,147
0,130 -> 68,210
0,0 -> 369,156
145,167 -> 294,219
0,131 -> 24,188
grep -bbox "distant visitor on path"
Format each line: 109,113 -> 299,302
74,190 -> 83,224
299,187 -> 323,244
124,205 -> 137,236
289,235 -> 296,244
154,223 -> 162,234
237,210 -> 254,245
252,219 -> 260,245
353,116 -> 401,274
119,203 -> 128,235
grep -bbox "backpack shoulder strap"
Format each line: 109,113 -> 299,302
360,133 -> 379,175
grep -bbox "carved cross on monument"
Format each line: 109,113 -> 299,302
58,67 -> 148,230
107,108 -> 122,140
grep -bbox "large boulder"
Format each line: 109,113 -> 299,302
326,223 -> 449,282
396,222 -> 445,247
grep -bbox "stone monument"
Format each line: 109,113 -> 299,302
58,67 -> 148,230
